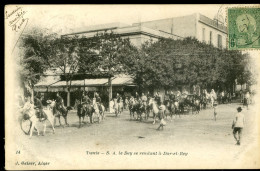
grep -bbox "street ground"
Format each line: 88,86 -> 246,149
10,102 -> 260,169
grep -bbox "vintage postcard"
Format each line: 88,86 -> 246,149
5,4 -> 260,170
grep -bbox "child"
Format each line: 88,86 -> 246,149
213,101 -> 218,121
157,118 -> 166,130
157,102 -> 166,130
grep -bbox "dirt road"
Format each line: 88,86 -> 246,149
9,103 -> 259,169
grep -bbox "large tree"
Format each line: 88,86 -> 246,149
21,28 -> 83,106
78,31 -> 139,110
19,28 -> 55,99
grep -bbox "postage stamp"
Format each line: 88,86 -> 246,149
228,7 -> 260,50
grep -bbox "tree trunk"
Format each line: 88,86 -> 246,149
108,77 -> 112,112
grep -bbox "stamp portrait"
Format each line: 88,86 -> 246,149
228,7 -> 260,50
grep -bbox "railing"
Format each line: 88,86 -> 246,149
199,14 -> 227,33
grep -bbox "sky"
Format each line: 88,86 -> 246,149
21,4 -> 228,34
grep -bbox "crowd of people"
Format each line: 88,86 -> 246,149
17,88 -> 253,128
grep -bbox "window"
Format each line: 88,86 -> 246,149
218,34 -> 222,48
209,31 -> 212,45
202,28 -> 205,42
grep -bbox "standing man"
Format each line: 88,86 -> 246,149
116,93 -> 122,115
232,107 -> 245,145
244,91 -> 250,110
240,90 -> 243,103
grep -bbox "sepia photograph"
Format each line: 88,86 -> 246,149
5,4 -> 260,169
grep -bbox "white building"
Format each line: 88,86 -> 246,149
133,13 -> 227,48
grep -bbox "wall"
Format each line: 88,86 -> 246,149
171,14 -> 197,38
196,22 -> 227,48
134,14 -> 197,38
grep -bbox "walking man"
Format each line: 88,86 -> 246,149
232,107 -> 245,145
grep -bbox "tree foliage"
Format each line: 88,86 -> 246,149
78,31 -> 139,75
133,37 -> 250,92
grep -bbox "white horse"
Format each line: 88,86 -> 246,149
113,98 -> 122,116
148,98 -> 164,124
93,99 -> 105,123
22,102 -> 55,138
47,100 -> 69,127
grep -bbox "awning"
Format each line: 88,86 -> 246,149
34,76 -> 60,87
84,79 -> 108,86
108,77 -> 135,86
34,76 -> 60,92
34,75 -> 136,92
51,79 -> 108,87
51,80 -> 85,87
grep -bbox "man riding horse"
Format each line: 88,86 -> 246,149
33,94 -> 47,121
95,92 -> 104,112
55,93 -> 66,114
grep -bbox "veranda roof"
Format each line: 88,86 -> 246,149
34,75 -> 136,92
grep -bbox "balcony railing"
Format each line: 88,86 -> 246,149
199,14 -> 227,33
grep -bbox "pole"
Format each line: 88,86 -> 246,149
108,77 -> 112,112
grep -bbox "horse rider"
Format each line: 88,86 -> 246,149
129,95 -> 135,104
147,91 -> 151,100
116,93 -> 122,106
95,92 -> 103,110
169,91 -> 175,102
210,89 -> 217,107
154,91 -> 162,106
135,92 -> 140,101
141,92 -> 148,107
56,93 -> 66,114
176,91 -> 181,101
82,91 -> 91,105
163,91 -> 169,102
182,89 -> 188,98
34,94 -> 46,121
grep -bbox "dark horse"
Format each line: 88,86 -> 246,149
51,101 -> 71,127
77,103 -> 94,128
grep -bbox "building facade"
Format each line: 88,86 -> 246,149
133,13 -> 227,48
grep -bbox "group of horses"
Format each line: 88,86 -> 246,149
20,98 -> 105,138
19,91 -> 233,138
127,93 -> 221,124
